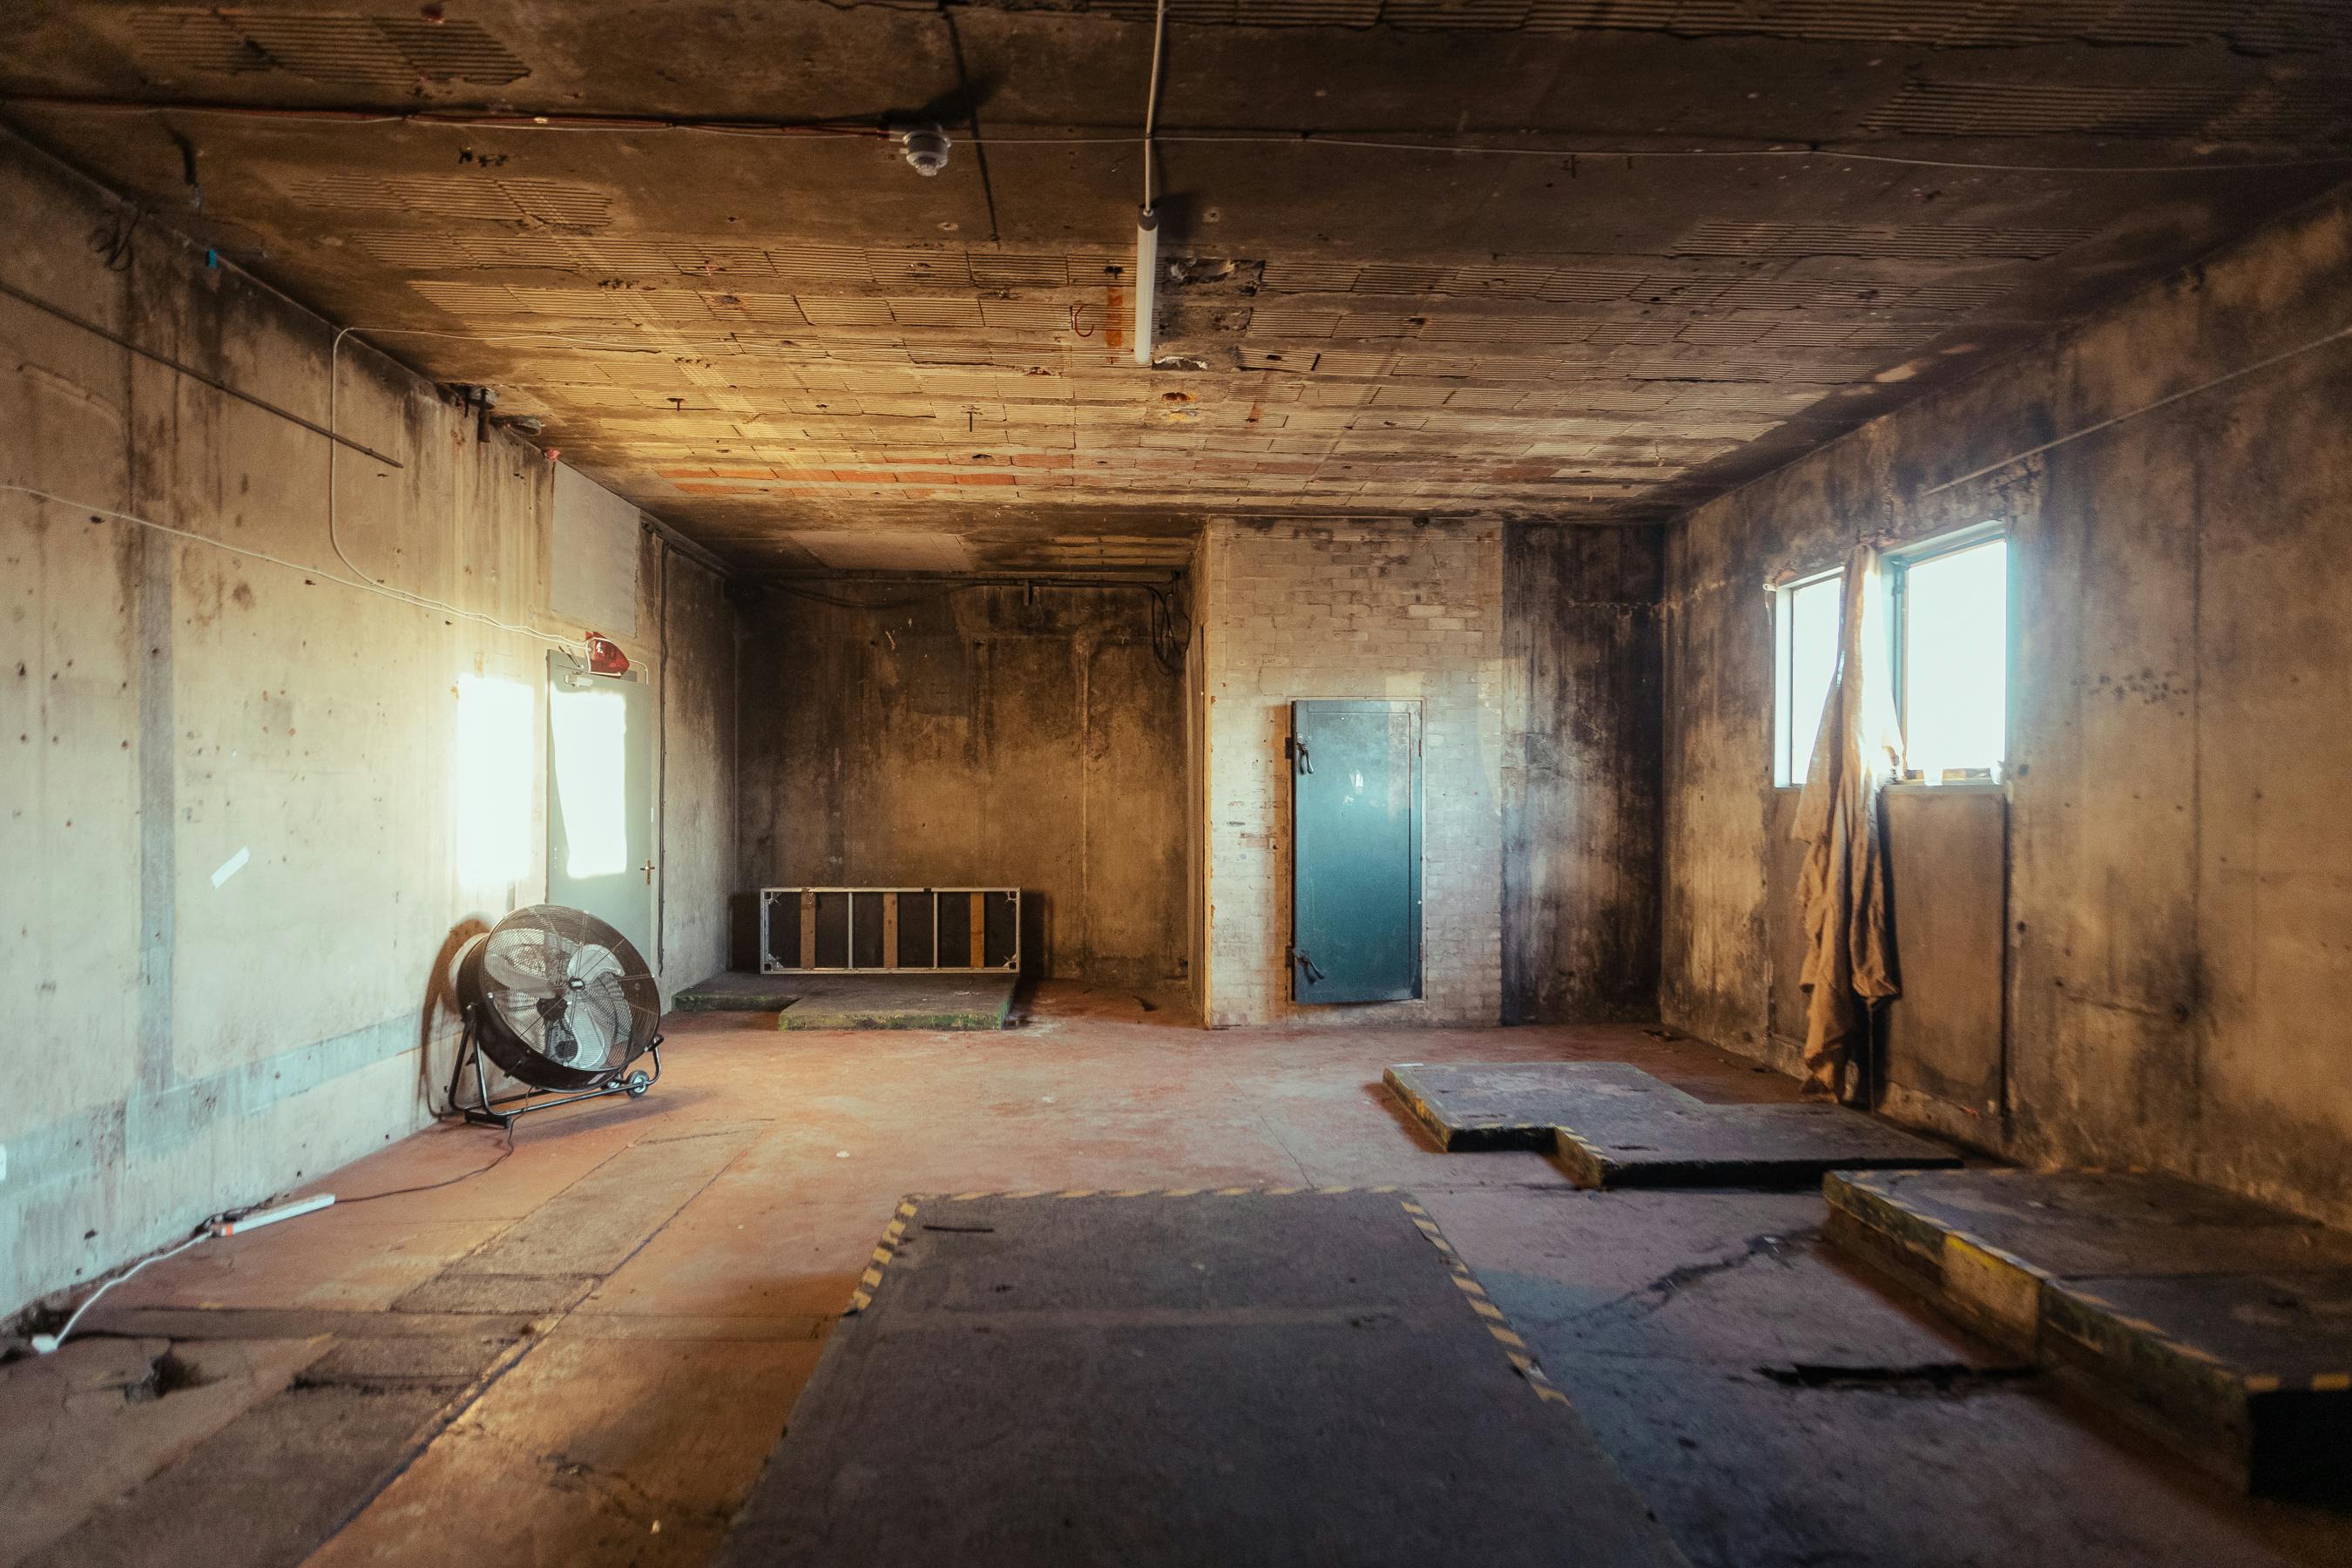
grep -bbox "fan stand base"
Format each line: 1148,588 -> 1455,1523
446,1010 -> 664,1130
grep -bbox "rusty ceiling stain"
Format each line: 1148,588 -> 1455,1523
4,0 -> 2350,571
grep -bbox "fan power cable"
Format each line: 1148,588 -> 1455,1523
29,1195 -> 335,1355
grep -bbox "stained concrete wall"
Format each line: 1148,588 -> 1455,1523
0,137 -> 734,1320
1200,518 -> 1506,1027
1661,185 -> 2352,1224
1502,524 -> 1664,1024
735,584 -> 1188,989
651,537 -> 738,994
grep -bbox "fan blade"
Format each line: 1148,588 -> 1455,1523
568,942 -> 623,988
485,943 -> 556,994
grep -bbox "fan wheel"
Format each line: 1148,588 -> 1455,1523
455,904 -> 661,1092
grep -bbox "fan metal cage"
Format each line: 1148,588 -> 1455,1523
448,904 -> 664,1125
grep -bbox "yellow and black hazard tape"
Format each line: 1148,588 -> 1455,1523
1839,1174 -> 2352,1400
1397,1197 -> 1572,1409
2065,1281 -> 2352,1397
916,1186 -> 1405,1200
847,1196 -> 922,1314
853,1186 -> 1402,1311
855,1186 -> 1573,1409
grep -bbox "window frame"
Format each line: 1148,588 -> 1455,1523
1772,564 -> 1844,790
1887,519 -> 2010,785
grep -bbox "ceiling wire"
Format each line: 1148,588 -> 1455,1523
17,96 -> 2351,174
999,132 -> 2352,176
326,326 -> 381,585
1920,320 -> 2352,496
1142,0 -> 1170,212
0,277 -> 404,467
2,483 -> 586,652
349,327 -> 667,354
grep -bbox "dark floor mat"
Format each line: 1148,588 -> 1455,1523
716,1188 -> 1685,1568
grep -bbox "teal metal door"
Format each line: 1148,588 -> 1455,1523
1289,700 -> 1422,1004
547,650 -> 656,965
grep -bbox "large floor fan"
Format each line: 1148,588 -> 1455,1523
447,903 -> 665,1127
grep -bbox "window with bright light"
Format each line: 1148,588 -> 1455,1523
456,675 -> 534,884
549,683 -> 630,878
1774,569 -> 1843,787
1895,531 -> 2008,781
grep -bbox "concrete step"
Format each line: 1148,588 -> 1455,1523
1383,1062 -> 1701,1151
1826,1166 -> 2352,1505
1384,1061 -> 1959,1188
672,970 -> 1015,1030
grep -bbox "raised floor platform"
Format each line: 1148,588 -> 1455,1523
672,970 -> 1015,1030
1828,1166 -> 2352,1504
717,1189 -> 1685,1567
1384,1061 -> 1959,1188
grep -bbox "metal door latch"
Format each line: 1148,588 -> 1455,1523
1289,948 -> 1326,986
1285,737 -> 1313,774
642,860 -> 657,885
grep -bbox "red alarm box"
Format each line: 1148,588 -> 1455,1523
585,633 -> 630,675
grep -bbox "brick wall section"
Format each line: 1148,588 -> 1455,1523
1201,518 -> 1505,1027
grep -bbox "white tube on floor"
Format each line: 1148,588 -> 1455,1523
214,1193 -> 336,1235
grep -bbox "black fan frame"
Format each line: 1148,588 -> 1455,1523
453,904 -> 661,1093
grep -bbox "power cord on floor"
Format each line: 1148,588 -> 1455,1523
29,1230 -> 212,1355
336,1123 -> 517,1206
30,1193 -> 336,1355
25,1126 -> 516,1353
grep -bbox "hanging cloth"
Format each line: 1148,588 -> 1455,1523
1792,544 -> 1903,1100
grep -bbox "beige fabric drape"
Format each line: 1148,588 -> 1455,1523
1792,544 -> 1903,1100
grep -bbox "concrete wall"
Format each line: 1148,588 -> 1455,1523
651,536 -> 738,996
1200,518 -> 1505,1027
734,583 -> 1188,989
0,137 -> 734,1320
1660,186 -> 2352,1224
1502,524 -> 1664,1024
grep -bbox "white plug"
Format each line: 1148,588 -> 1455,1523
28,1193 -> 335,1354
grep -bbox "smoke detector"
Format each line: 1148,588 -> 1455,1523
896,125 -> 953,178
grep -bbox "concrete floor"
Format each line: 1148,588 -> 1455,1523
8,983 -> 2349,1567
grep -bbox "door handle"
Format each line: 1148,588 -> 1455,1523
1286,737 -> 1313,774
642,860 -> 656,885
1289,948 -> 1325,986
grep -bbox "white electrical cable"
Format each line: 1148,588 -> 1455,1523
1,484 -> 585,652
1132,0 -> 1169,368
1920,321 -> 2352,497
28,1231 -> 207,1355
38,98 -> 2352,174
1141,0 -> 1169,212
325,326 -> 378,585
30,1196 -> 338,1355
1081,133 -> 2352,176
345,328 -> 665,354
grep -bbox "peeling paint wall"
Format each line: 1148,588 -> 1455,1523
734,584 -> 1188,989
1661,186 -> 2352,1225
0,138 -> 734,1319
1502,524 -> 1664,1024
